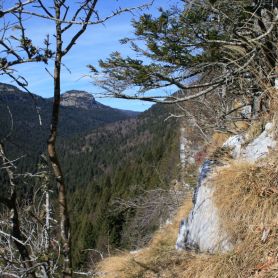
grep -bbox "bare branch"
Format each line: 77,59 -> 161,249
0,0 -> 35,17
20,2 -> 153,26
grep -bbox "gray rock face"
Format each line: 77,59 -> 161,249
176,160 -> 232,252
180,127 -> 196,167
176,122 -> 276,253
242,123 -> 276,161
179,126 -> 203,168
60,90 -> 102,110
224,123 -> 276,161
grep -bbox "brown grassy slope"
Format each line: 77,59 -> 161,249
95,152 -> 278,278
210,160 -> 278,278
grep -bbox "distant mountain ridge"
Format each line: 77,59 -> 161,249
0,82 -> 139,162
58,89 -> 140,116
0,82 -> 140,115
0,82 -> 42,102
0,82 -> 21,93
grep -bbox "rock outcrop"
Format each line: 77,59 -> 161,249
60,90 -> 102,110
180,127 -> 196,168
176,122 -> 276,252
176,159 -> 232,251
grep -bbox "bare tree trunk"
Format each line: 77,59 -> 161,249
47,3 -> 72,277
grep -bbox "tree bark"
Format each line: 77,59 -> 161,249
47,3 -> 72,277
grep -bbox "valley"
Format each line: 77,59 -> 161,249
0,82 -> 183,268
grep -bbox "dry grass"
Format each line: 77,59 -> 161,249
210,160 -> 278,278
95,148 -> 278,278
243,121 -> 265,144
206,131 -> 230,156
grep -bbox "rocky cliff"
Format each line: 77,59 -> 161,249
60,90 -> 103,109
176,122 -> 276,253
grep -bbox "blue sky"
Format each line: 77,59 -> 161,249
1,0 -> 178,111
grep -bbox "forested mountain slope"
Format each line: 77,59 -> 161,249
59,103 -> 183,267
0,82 -> 186,268
0,82 -> 136,167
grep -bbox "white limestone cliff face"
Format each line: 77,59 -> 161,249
176,160 -> 232,251
223,123 -> 276,162
180,128 -> 187,167
179,127 -> 196,168
176,122 -> 276,252
60,90 -> 102,110
222,134 -> 244,159
243,123 -> 276,161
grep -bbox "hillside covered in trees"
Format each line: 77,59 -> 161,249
62,103 -> 182,267
0,81 -> 185,269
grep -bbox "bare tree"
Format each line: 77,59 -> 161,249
0,145 -> 57,277
111,185 -> 190,249
0,1 -> 152,277
36,1 -> 150,276
0,0 -> 53,82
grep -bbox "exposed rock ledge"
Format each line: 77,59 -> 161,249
176,123 -> 276,252
60,90 -> 102,110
